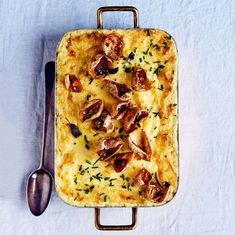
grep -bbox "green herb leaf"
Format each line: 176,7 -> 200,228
104,195 -> 107,202
158,84 -> 164,91
89,77 -> 93,84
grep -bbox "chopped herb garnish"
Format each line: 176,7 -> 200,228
104,177 -> 110,181
149,51 -> 153,56
139,58 -> 142,63
84,189 -> 90,194
120,174 -> 125,180
93,172 -> 102,181
164,60 -> 168,64
76,189 -> 82,191
154,136 -> 158,138
125,177 -> 130,182
109,178 -> 117,182
133,47 -> 137,53
85,183 -> 89,186
74,177 -> 78,184
85,144 -> 90,150
154,65 -> 165,75
84,135 -> 90,143
127,183 -> 131,191
147,107 -> 153,112
104,195 -> 107,202
92,166 -> 98,169
105,163 -> 111,168
173,104 -> 177,106
143,48 -> 149,55
128,52 -> 135,60
86,160 -> 91,165
90,177 -> 93,182
144,60 -> 150,64
150,67 -> 153,71
93,133 -> 99,137
89,77 -> 93,84
99,192 -> 104,196
152,112 -> 161,118
86,94 -> 91,100
90,185 -> 95,191
147,29 -> 151,36
122,185 -> 127,189
79,165 -> 82,171
158,84 -> 164,91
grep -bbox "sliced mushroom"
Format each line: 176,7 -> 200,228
133,168 -> 152,186
79,99 -> 104,122
123,106 -> 149,133
88,54 -> 117,79
131,68 -> 151,91
92,110 -> 114,133
103,34 -> 124,60
145,181 -> 170,203
104,80 -> 132,101
96,137 -> 124,160
64,74 -> 82,92
128,129 -> 152,161
111,152 -> 133,173
111,102 -> 131,120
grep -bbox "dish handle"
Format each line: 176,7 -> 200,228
97,6 -> 139,29
94,208 -> 138,231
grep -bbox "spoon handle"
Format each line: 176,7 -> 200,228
40,62 -> 55,169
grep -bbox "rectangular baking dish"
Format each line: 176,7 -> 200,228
55,6 -> 179,230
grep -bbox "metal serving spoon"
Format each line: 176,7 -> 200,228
27,62 -> 55,216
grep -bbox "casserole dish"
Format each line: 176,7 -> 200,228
55,6 -> 178,230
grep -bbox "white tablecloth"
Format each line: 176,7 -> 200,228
0,0 -> 235,234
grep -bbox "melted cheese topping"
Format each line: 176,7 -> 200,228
56,29 -> 178,207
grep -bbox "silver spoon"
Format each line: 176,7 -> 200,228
27,62 -> 55,216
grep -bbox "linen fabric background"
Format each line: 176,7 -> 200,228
0,0 -> 234,234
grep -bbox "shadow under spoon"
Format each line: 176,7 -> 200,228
26,61 -> 55,216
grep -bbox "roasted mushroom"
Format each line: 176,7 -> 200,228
123,106 -> 149,133
88,54 -> 118,79
103,34 -> 124,60
96,137 -> 124,160
131,68 -> 151,91
104,79 -> 132,101
133,168 -> 152,186
79,99 -> 104,122
111,152 -> 133,173
64,74 -> 82,92
145,180 -> 170,203
111,102 -> 131,120
128,129 -> 152,161
92,110 -> 114,133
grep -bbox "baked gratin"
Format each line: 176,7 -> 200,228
56,29 -> 178,207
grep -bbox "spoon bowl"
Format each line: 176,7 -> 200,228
27,168 -> 53,216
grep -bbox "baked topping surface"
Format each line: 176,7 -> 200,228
56,29 -> 178,207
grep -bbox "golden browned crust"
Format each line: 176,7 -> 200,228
56,29 -> 178,207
